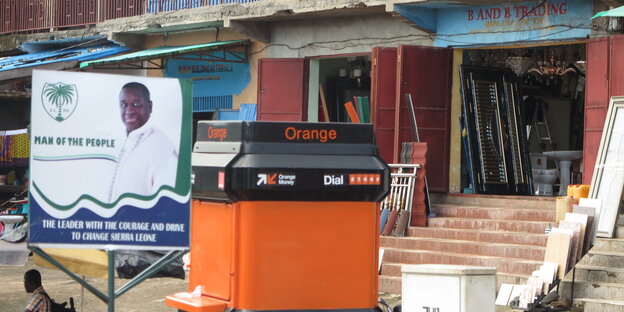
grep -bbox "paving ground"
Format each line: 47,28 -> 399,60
1,256 -> 516,312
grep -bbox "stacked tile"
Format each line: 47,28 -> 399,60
400,141 -> 427,227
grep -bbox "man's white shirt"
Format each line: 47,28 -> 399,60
109,121 -> 178,202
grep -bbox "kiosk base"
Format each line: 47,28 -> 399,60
165,294 -> 227,312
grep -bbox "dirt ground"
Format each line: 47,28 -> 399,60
1,256 -> 513,312
1,256 -> 406,312
0,256 -> 187,312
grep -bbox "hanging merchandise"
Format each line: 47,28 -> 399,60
460,66 -> 533,195
0,129 -> 29,168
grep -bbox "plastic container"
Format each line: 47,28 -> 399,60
567,184 -> 590,199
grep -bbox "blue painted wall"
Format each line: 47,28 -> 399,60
164,52 -> 251,111
396,0 -> 592,47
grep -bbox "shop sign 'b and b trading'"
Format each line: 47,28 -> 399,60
29,70 -> 191,250
395,0 -> 593,47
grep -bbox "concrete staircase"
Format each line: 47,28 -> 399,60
378,193 -> 556,295
560,215 -> 624,312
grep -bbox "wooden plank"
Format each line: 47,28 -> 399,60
318,83 -> 330,122
540,262 -> 558,285
544,229 -> 572,280
573,204 -> 597,254
556,196 -> 576,223
495,284 -> 514,306
509,285 -> 524,306
344,101 -> 361,123
578,198 -> 602,246
565,213 -> 589,261
558,221 -> 582,271
527,274 -> 544,298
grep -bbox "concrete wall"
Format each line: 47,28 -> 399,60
265,13 -> 432,58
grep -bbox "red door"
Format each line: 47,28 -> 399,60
583,37 -> 611,184
371,47 -> 398,164
257,58 -> 308,121
395,45 -> 452,192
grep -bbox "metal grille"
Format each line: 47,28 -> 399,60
0,0 -> 265,34
192,95 -> 232,112
505,81 -> 525,184
0,0 -> 54,34
147,0 -> 262,14
472,79 -> 507,184
56,0 -> 97,28
101,0 -> 144,20
380,164 -> 419,225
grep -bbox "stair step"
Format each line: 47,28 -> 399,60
573,298 -> 624,312
565,265 -> 624,284
428,217 -> 551,234
616,214 -> 624,226
407,227 -> 548,247
579,250 -> 624,268
433,204 -> 556,222
381,248 -> 541,275
431,193 -> 556,209
380,236 -> 545,261
561,281 -> 624,301
379,275 -> 401,295
592,238 -> 624,252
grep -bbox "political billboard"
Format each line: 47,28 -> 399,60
29,70 -> 191,249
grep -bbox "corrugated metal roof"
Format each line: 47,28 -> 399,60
79,40 -> 249,69
593,5 -> 624,19
0,44 -> 129,72
19,36 -> 109,53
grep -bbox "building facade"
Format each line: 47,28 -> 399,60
0,0 -> 622,196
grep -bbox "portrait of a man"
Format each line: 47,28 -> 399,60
108,82 -> 179,202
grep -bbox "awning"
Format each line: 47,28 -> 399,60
593,6 -> 624,19
79,39 -> 250,70
0,43 -> 129,82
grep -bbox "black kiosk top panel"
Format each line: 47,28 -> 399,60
195,121 -> 377,155
192,121 -> 389,202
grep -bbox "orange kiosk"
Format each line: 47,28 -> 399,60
166,121 -> 389,312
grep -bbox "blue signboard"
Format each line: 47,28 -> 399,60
395,0 -> 592,47
164,54 -> 250,98
29,70 -> 191,250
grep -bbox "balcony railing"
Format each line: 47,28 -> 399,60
146,0 -> 261,14
0,0 -> 262,35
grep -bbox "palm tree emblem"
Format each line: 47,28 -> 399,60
42,82 -> 78,122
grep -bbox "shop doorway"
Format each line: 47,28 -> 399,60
458,43 -> 587,196
312,55 -> 372,123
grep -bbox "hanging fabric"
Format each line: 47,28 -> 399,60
0,129 -> 30,167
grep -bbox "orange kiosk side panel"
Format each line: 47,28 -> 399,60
235,201 -> 379,311
189,199 -> 235,302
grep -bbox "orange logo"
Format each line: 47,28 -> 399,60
208,126 -> 227,141
267,173 -> 277,184
257,173 -> 278,185
284,127 -> 337,143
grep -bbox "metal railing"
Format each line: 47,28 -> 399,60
1,0 -> 54,34
146,0 -> 261,14
101,0 -> 144,21
56,0 -> 98,29
0,0 -> 263,35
